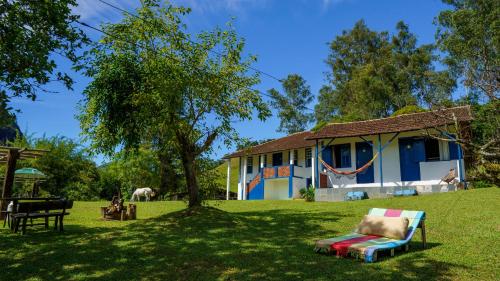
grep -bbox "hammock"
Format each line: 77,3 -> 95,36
321,152 -> 379,175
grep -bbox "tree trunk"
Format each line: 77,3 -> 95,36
180,149 -> 201,208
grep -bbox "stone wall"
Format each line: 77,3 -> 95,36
315,184 -> 458,202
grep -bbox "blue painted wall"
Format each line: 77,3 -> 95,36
248,181 -> 264,200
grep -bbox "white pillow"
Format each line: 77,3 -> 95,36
355,215 -> 409,240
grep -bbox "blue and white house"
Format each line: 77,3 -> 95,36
223,106 -> 472,201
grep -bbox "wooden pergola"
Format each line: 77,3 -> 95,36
0,146 -> 48,213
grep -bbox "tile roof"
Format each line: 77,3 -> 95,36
224,131 -> 316,158
224,106 -> 472,159
306,106 -> 472,140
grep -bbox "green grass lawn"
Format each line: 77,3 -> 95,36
0,188 -> 499,281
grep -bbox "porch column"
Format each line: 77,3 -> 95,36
457,145 -> 463,182
242,157 -> 248,200
289,150 -> 294,165
237,157 -> 242,200
226,159 -> 231,200
315,141 -> 319,188
260,154 -> 264,170
311,146 -> 316,188
378,134 -> 383,188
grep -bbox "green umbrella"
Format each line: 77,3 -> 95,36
15,168 -> 46,179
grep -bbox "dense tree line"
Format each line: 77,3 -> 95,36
0,0 -> 497,204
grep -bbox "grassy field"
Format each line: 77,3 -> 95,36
0,188 -> 498,281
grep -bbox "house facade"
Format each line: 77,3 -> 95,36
223,106 -> 472,201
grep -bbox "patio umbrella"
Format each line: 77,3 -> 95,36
13,168 -> 46,197
14,168 -> 46,179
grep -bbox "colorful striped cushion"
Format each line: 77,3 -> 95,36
314,208 -> 425,262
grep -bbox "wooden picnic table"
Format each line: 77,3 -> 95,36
1,197 -> 62,230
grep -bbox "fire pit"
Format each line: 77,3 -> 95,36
100,196 -> 136,221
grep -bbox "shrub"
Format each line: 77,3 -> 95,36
299,187 -> 315,202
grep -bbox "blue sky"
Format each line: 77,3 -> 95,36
10,0 -> 452,163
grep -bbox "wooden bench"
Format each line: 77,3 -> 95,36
12,199 -> 73,234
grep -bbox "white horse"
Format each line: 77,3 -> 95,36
131,187 -> 156,202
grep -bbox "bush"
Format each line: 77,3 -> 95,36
299,187 -> 315,202
470,181 -> 492,189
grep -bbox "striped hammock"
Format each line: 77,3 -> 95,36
321,152 -> 379,175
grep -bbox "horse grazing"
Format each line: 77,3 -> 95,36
131,188 -> 156,202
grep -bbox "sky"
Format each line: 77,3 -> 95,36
10,0 -> 452,164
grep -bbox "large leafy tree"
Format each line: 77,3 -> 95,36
79,1 -> 270,207
436,0 -> 499,101
0,0 -> 88,125
268,74 -> 314,134
315,20 -> 454,123
435,0 -> 499,184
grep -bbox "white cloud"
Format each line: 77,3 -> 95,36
321,0 -> 350,11
174,0 -> 270,15
72,0 -> 137,23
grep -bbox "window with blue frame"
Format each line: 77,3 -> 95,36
424,138 -> 440,161
247,156 -> 253,174
288,150 -> 299,166
272,152 -> 283,166
305,148 -> 312,167
333,143 -> 351,168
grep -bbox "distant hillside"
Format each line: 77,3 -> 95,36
0,121 -> 21,144
215,158 -> 239,193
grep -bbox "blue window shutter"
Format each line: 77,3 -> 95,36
449,141 -> 460,160
247,157 -> 253,174
322,146 -> 333,169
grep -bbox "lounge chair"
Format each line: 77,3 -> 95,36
314,208 -> 426,262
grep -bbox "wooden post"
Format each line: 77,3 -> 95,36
128,204 -> 136,220
226,159 -> 231,200
421,220 -> 427,248
1,149 -> 19,217
378,134 -> 384,189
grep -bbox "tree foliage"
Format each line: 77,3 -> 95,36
98,146 -> 163,200
79,1 -> 270,207
315,20 -> 455,123
0,0 -> 88,121
391,105 -> 427,117
8,135 -> 99,200
436,0 -> 499,100
434,0 -> 499,185
268,74 -> 314,134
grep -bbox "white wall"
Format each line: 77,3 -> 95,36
264,178 -> 289,200
292,177 -> 305,198
420,160 -> 458,181
320,131 -> 463,188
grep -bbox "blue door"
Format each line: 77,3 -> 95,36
322,145 -> 333,170
355,142 -> 374,183
399,138 -> 425,181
